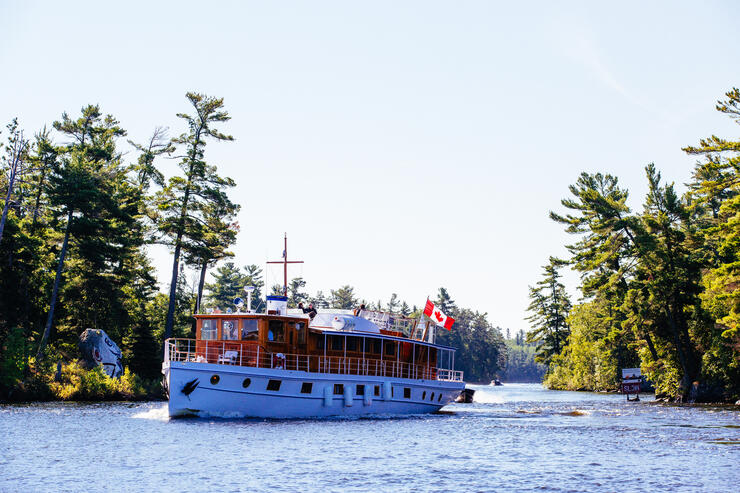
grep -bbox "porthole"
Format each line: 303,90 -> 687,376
210,374 -> 220,385
242,378 -> 251,388
422,391 -> 427,399
430,392 -> 435,401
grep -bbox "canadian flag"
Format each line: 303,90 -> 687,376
424,299 -> 454,330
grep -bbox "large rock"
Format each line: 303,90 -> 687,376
79,329 -> 123,378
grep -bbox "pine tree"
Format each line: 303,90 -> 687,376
37,105 -> 127,360
525,257 -> 571,366
330,285 -> 357,309
159,92 -> 234,341
287,277 -> 308,308
242,264 -> 265,312
204,262 -> 245,311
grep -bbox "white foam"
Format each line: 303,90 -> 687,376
473,389 -> 505,404
131,404 -> 169,421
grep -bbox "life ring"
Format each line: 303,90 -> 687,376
273,352 -> 286,369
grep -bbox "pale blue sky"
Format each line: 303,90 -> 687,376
2,1 -> 739,331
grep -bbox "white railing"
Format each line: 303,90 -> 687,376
165,338 -> 463,382
435,368 -> 464,382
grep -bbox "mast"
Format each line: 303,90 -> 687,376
267,233 -> 304,296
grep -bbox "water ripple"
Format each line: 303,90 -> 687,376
1,384 -> 738,492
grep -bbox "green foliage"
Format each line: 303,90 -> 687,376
501,339 -> 546,382
49,361 -> 162,401
539,87 -> 740,402
433,288 -> 506,383
287,277 -> 308,308
205,261 -> 246,310
330,285 -> 358,309
543,300 -> 620,391
525,257 -> 571,366
158,92 -> 236,340
0,327 -> 28,391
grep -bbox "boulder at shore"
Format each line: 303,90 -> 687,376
79,329 -> 124,378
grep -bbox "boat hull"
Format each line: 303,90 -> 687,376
163,361 -> 465,418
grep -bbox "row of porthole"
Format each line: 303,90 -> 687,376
210,374 -> 443,402
422,390 -> 442,402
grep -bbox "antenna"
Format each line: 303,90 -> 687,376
266,233 -> 304,296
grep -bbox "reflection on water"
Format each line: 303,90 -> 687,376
1,384 -> 738,492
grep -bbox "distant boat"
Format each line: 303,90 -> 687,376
490,379 -> 503,386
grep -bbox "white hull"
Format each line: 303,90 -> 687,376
163,361 -> 465,419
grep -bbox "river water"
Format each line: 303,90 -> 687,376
1,384 -> 738,492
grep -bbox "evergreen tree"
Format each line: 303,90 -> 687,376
37,105 -> 127,360
159,92 -> 234,342
204,261 -> 245,310
330,285 -> 357,309
287,277 -> 308,308
311,290 -> 330,309
525,257 -> 571,366
242,264 -> 265,312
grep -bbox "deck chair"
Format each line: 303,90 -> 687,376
217,350 -> 239,365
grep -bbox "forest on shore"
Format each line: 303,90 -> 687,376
524,88 -> 740,403
0,94 -> 509,400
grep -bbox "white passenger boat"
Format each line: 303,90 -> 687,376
163,301 -> 465,418
162,238 -> 465,418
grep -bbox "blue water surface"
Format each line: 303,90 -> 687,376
1,384 -> 738,493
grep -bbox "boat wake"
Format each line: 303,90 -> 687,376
131,404 -> 169,421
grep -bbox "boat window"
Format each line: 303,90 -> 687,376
374,385 -> 380,396
242,378 -> 251,388
241,319 -> 258,341
422,391 -> 426,399
222,320 -> 238,340
404,387 -> 411,399
385,341 -> 396,356
330,335 -> 343,351
268,320 -> 284,342
201,319 -> 217,340
369,339 -> 381,354
210,375 -> 220,385
301,382 -> 313,394
267,379 -> 281,391
438,394 -> 442,402
356,384 -> 365,396
430,392 -> 435,401
296,322 -> 306,344
346,337 -> 358,352
333,384 -> 344,395
317,336 -> 325,350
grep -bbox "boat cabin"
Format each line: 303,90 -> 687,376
180,310 -> 454,381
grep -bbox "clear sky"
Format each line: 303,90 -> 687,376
2,1 -> 739,332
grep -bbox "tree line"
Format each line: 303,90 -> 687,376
0,93 -> 238,398
525,88 -> 740,402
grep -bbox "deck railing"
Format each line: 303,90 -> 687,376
165,338 -> 463,382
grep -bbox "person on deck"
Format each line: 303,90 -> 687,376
307,303 -> 317,320
353,304 -> 366,317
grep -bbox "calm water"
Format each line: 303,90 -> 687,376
1,384 -> 738,493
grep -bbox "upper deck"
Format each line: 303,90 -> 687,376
164,310 -> 463,382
